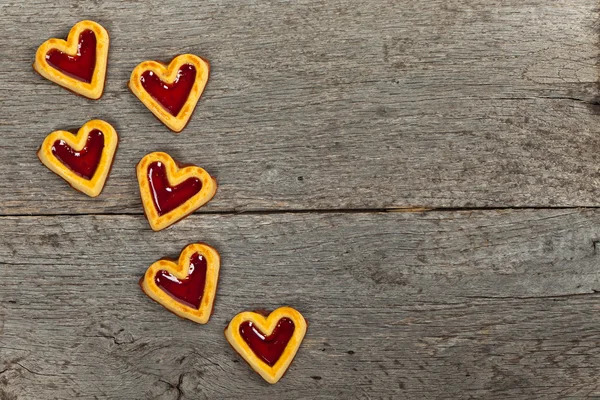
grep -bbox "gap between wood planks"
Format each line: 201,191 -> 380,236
0,205 -> 597,217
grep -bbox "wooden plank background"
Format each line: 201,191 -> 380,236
2,0 -> 600,399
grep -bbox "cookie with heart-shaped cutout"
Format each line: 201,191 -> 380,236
37,119 -> 118,197
33,20 -> 109,99
137,152 -> 217,231
128,54 -> 209,132
225,306 -> 308,384
140,243 -> 220,324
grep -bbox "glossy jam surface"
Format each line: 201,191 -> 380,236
46,29 -> 97,83
52,129 -> 105,179
147,161 -> 202,216
239,317 -> 295,367
155,253 -> 207,309
140,64 -> 196,116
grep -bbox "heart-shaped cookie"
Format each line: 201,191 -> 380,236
33,20 -> 109,99
137,152 -> 217,231
141,243 -> 220,324
37,119 -> 118,197
128,54 -> 210,132
225,307 -> 308,384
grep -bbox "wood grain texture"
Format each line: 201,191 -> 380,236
2,210 -> 600,399
3,0 -> 600,399
1,0 -> 600,214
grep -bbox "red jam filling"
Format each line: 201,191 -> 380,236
52,129 -> 105,180
147,161 -> 202,216
140,64 -> 196,116
239,317 -> 295,367
155,253 -> 207,309
46,29 -> 97,83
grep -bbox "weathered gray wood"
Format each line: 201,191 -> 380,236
2,210 -> 600,399
1,0 -> 600,214
3,0 -> 600,399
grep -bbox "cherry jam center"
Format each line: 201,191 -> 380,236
52,129 -> 105,180
155,253 -> 207,309
46,29 -> 97,83
147,161 -> 202,216
140,64 -> 196,116
239,318 -> 295,366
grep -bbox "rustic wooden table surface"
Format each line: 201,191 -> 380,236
2,0 -> 600,399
